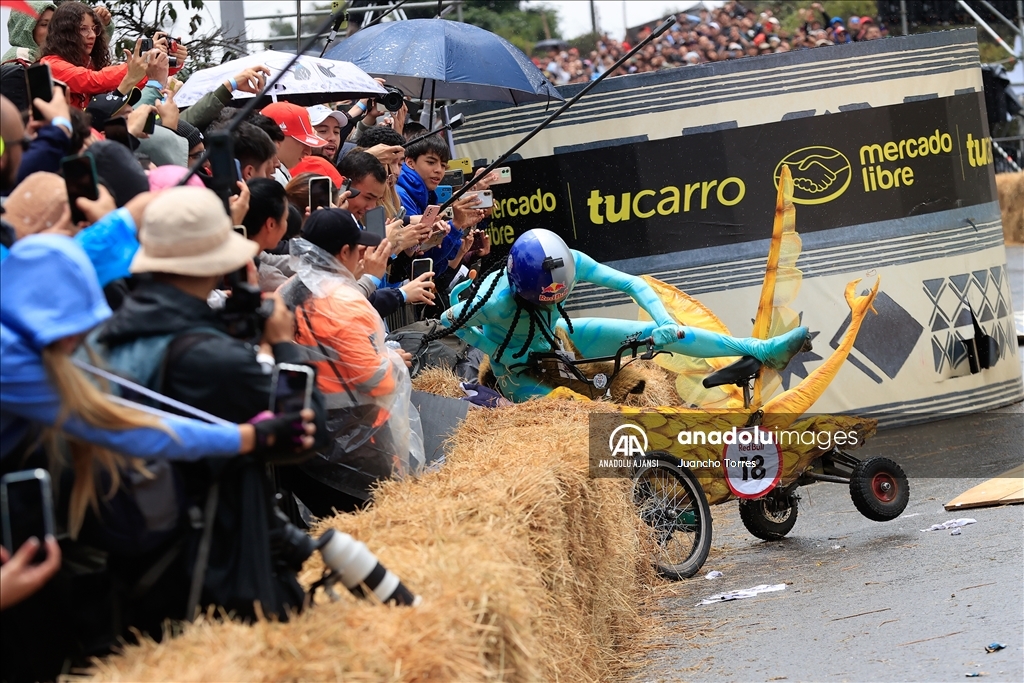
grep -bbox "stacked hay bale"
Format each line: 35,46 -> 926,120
997,172 -> 1024,243
85,401 -> 657,682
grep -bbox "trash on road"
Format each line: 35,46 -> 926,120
697,583 -> 786,606
704,570 -> 723,579
921,518 -> 977,532
985,643 -> 1006,653
951,527 -> 962,536
965,672 -> 983,677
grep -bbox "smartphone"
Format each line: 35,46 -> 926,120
490,167 -> 512,185
269,363 -> 315,414
140,36 -> 153,52
441,169 -> 464,188
61,152 -> 99,225
411,258 -> 432,281
435,185 -> 452,204
143,109 -> 158,135
25,63 -> 53,121
448,157 -> 472,174
206,131 -> 238,196
420,204 -> 440,227
339,177 -> 361,199
308,175 -> 332,211
103,117 -> 131,148
1,469 -> 55,564
468,190 -> 493,209
364,205 -> 386,238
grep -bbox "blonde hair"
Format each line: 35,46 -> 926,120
40,344 -> 172,537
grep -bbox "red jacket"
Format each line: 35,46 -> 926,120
40,55 -> 129,109
40,55 -> 182,110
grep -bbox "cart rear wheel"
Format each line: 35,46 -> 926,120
739,496 -> 798,540
849,457 -> 910,521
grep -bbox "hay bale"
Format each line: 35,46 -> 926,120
85,401 -> 657,682
411,365 -> 465,398
997,171 -> 1024,243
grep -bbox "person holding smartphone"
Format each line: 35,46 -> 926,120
38,3 -> 177,110
279,208 -> 424,515
0,533 -> 61,611
0,231 -> 319,529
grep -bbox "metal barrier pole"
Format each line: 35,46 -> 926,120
958,0 -> 1018,58
993,139 -> 1022,172
978,0 -> 1023,36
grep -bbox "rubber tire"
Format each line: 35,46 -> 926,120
632,457 -> 713,580
849,457 -> 910,522
738,497 -> 798,541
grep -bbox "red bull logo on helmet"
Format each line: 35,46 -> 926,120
538,281 -> 568,302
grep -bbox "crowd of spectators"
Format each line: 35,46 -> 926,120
538,1 -> 888,85
0,1 -> 502,679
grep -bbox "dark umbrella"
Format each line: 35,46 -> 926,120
533,38 -> 569,52
323,19 -> 563,105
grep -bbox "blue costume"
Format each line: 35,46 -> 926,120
440,229 -> 809,402
0,235 -> 241,461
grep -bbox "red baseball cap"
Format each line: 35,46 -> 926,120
290,155 -> 342,188
261,102 -> 327,148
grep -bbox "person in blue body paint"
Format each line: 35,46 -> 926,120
438,229 -> 811,402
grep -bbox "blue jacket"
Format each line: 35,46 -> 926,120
0,235 -> 241,461
74,207 -> 139,286
395,164 -> 462,271
16,124 -> 71,185
0,208 -> 139,286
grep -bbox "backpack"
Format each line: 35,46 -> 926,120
387,320 -> 482,380
0,61 -> 29,113
82,326 -> 306,623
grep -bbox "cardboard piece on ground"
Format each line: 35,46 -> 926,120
945,464 -> 1024,510
411,389 -> 468,466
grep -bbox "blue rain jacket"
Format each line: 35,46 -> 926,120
0,235 -> 240,460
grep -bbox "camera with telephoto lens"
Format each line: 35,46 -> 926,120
271,511 -> 419,606
378,85 -> 405,112
220,277 -> 273,341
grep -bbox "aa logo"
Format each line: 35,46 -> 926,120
774,146 -> 852,205
609,424 -> 648,457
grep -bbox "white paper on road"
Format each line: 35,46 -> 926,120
697,583 -> 786,606
704,570 -> 723,580
921,518 -> 977,532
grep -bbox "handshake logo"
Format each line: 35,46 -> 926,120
773,146 -> 852,205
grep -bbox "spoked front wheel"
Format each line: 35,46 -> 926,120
632,456 -> 713,580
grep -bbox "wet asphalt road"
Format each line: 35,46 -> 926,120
638,366 -> 1024,682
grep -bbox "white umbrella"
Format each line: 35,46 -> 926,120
175,50 -> 386,108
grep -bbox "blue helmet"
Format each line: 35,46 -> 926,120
506,229 -> 576,305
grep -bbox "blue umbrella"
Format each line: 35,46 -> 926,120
323,19 -> 563,105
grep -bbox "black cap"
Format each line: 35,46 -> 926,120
301,208 -> 381,255
86,88 -> 142,128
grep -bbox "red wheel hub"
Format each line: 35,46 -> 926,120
871,472 -> 898,502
